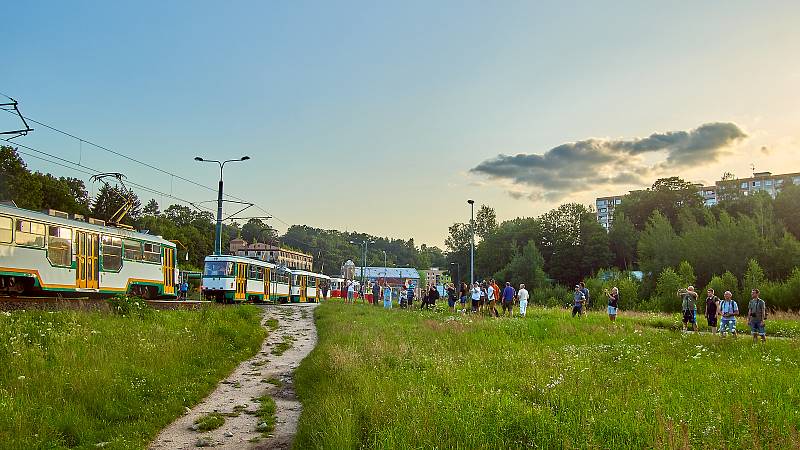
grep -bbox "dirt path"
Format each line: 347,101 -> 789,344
150,303 -> 318,449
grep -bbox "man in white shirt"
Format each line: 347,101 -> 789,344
518,284 -> 529,317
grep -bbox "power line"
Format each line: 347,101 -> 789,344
1,137 -> 214,213
0,107 -> 290,227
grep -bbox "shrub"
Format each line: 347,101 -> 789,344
107,295 -> 152,319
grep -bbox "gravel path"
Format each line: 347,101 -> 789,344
150,303 -> 318,449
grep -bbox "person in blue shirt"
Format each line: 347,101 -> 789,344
719,290 -> 739,338
501,282 -> 516,317
382,283 -> 392,309
180,281 -> 189,300
572,285 -> 586,317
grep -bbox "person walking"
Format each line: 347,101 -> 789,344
501,282 -> 516,317
748,288 -> 767,343
678,286 -> 699,333
446,283 -> 457,313
459,282 -> 468,313
517,284 -> 529,317
383,283 -> 393,309
605,287 -> 619,321
718,291 -> 738,337
705,288 -> 720,334
580,281 -> 591,314
572,285 -> 586,318
470,282 -> 481,313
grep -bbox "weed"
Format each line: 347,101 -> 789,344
193,413 -> 225,431
265,318 -> 279,330
254,396 -> 277,434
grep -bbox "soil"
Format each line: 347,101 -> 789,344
149,303 -> 319,449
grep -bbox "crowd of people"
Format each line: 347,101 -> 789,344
335,278 -> 770,341
677,286 -> 768,342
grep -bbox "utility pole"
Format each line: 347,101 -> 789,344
468,199 -> 475,286
194,156 -> 250,254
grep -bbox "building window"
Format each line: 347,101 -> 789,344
753,181 -> 761,187
599,208 -> 607,213
102,236 -> 122,271
765,180 -> 773,186
47,226 -> 72,266
0,216 -> 11,244
597,200 -> 606,206
741,182 -> 748,189
15,220 -> 45,247
615,199 -> 622,204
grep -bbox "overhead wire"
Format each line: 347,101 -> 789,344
1,137 -> 215,214
0,107 -> 290,227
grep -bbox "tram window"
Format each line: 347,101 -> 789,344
101,236 -> 122,271
204,261 -> 234,276
47,226 -> 72,266
143,243 -> 161,263
123,239 -> 142,260
247,265 -> 262,280
15,220 -> 45,247
0,216 -> 11,243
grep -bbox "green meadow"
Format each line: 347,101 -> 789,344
295,301 -> 800,449
0,303 -> 266,449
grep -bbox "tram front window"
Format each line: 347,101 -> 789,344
204,261 -> 234,276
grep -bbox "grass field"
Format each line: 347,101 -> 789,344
295,301 -> 800,449
0,303 -> 266,449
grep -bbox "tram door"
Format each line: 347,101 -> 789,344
75,231 -> 99,289
163,247 -> 175,296
300,276 -> 307,302
235,263 -> 247,300
264,268 -> 271,301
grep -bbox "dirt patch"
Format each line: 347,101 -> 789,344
149,303 -> 318,449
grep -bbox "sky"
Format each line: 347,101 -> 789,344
3,0 -> 800,248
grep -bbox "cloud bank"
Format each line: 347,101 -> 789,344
471,122 -> 747,201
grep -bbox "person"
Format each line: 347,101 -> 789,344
501,282 -> 515,317
572,285 -> 585,318
459,282 -> 468,312
718,290 -> 738,337
480,281 -> 489,314
517,284 -> 529,317
605,287 -> 619,321
383,283 -> 392,309
748,288 -> 767,343
399,286 -> 407,308
678,286 -> 699,333
406,284 -> 415,309
491,279 -> 501,317
180,280 -> 189,300
424,284 -> 439,310
705,288 -> 720,334
470,282 -> 481,313
446,283 -> 457,312
372,282 -> 381,307
346,281 -> 355,304
580,281 -> 591,313
321,281 -> 329,300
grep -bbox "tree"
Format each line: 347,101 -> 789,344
774,184 -> 800,240
655,267 -> 683,312
608,212 -> 639,270
91,184 -> 141,225
677,261 -> 696,287
241,218 -> 275,243
474,204 -> 497,239
579,212 -> 612,275
616,177 -> 704,230
637,211 -> 680,278
493,241 -> 548,289
741,258 -> 765,301
143,199 -> 160,216
445,222 -> 471,282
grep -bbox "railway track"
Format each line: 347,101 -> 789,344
0,295 -> 207,311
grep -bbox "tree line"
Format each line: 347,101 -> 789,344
445,176 -> 800,310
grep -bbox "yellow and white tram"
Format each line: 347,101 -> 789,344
0,204 -> 178,298
201,254 -> 329,303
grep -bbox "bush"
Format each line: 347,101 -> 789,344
529,285 -> 570,307
654,267 -> 683,312
705,271 -> 738,298
107,295 -> 152,319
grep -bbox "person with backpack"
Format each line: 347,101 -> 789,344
748,288 -> 767,343
719,291 -> 739,338
705,288 -> 721,334
572,285 -> 586,318
678,286 -> 699,333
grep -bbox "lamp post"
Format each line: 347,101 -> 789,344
450,261 -> 460,287
382,250 -> 387,284
467,199 -> 475,285
349,239 -> 375,299
194,155 -> 250,255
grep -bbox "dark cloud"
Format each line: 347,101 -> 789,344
471,122 -> 746,201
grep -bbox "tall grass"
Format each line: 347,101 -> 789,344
0,304 -> 266,449
295,302 -> 800,449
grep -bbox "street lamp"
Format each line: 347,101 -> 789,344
450,261 -> 460,287
194,155 -> 250,255
349,239 -> 375,299
467,199 -> 475,285
382,250 -> 387,284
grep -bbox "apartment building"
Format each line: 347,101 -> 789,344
595,195 -> 624,230
228,239 -> 314,271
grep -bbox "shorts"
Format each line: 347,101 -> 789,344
460,295 -> 467,304
682,310 -> 696,324
448,298 -> 456,307
572,304 -> 582,317
719,317 -> 736,333
706,315 -> 718,327
502,300 -> 513,312
607,306 -> 617,315
749,320 -> 765,336
471,299 -> 480,311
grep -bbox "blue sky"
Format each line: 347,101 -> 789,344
4,1 -> 799,246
